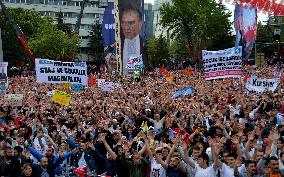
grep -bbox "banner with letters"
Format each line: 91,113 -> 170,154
4,94 -> 23,107
35,58 -> 88,85
246,77 -> 280,93
202,46 -> 243,80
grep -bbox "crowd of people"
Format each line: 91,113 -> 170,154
0,64 -> 284,177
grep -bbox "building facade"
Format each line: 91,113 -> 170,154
153,0 -> 171,39
3,0 -> 109,61
144,3 -> 154,39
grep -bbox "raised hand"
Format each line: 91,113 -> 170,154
232,135 -> 240,145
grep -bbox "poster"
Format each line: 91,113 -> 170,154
102,2 -> 117,73
202,46 -> 243,80
4,94 -> 23,107
35,59 -> 88,85
51,90 -> 72,106
127,55 -> 144,75
246,78 -> 280,93
234,4 -> 257,60
115,0 -> 145,75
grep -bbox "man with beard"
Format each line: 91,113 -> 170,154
237,160 -> 259,177
27,146 -> 70,177
0,146 -> 22,177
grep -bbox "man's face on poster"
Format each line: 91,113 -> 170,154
121,9 -> 142,40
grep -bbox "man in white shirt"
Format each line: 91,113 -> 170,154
150,149 -> 166,177
121,7 -> 143,76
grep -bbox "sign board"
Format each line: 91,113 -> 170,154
202,47 -> 243,80
72,84 -> 84,92
246,77 -> 280,93
35,59 -> 88,85
4,94 -> 23,107
51,90 -> 72,106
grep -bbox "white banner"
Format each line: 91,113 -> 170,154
101,82 -> 121,92
202,46 -> 243,80
4,94 -> 23,107
246,77 -> 280,92
35,59 -> 88,85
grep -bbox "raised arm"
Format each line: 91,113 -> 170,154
183,146 -> 196,168
156,153 -> 169,170
100,133 -> 118,160
165,143 -> 176,165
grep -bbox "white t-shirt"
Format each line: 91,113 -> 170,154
150,159 -> 166,177
194,164 -> 216,177
220,163 -> 245,177
78,152 -> 87,168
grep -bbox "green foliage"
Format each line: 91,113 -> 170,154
29,27 -> 80,61
56,11 -> 72,35
89,23 -> 104,60
0,8 -> 79,63
159,0 -> 232,62
147,36 -> 169,68
169,36 -> 190,61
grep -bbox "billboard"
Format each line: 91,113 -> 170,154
234,4 -> 257,61
114,0 -> 145,75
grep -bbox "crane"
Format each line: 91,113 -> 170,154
0,1 -> 35,63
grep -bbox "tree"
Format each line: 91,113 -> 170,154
169,36 -> 191,61
89,22 -> 104,60
255,22 -> 275,57
29,27 -> 80,61
0,8 -> 52,64
159,0 -> 232,64
56,11 -> 72,35
0,8 -> 80,63
147,36 -> 169,68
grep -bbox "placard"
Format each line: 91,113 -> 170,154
246,77 -> 280,93
51,90 -> 72,106
202,47 -> 242,80
4,94 -> 23,106
72,84 -> 84,92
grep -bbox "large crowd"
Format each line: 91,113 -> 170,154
0,64 -> 284,177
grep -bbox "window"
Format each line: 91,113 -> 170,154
10,0 -> 15,3
75,1 -> 80,6
16,0 -> 21,3
44,0 -> 48,4
62,1 -> 67,6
